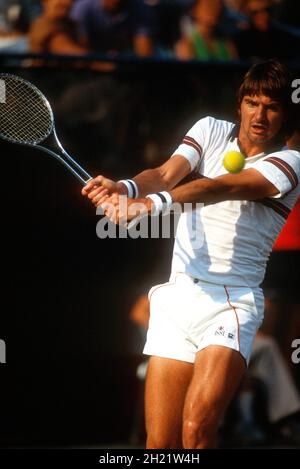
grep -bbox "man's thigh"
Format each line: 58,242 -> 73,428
183,345 -> 246,447
145,356 -> 193,449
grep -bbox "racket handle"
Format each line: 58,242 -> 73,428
53,128 -> 93,182
36,144 -> 92,184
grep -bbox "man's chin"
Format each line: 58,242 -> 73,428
249,132 -> 270,144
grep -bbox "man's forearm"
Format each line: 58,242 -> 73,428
131,156 -> 192,197
132,169 -> 173,197
168,169 -> 278,206
169,177 -> 226,206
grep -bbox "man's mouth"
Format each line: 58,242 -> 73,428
251,124 -> 268,134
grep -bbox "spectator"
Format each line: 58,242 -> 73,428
28,0 -> 116,70
70,0 -> 153,57
234,0 -> 300,60
0,1 -> 29,53
29,0 -> 89,56
146,0 -> 194,58
176,0 -> 238,61
0,1 -> 31,67
1,1 -> 12,33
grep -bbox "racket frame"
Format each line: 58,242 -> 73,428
0,73 -> 92,185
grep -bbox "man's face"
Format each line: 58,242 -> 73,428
192,0 -> 222,29
239,94 -> 286,146
246,0 -> 273,31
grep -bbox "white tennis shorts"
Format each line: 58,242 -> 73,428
143,273 -> 264,365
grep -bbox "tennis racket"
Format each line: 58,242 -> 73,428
0,73 -> 92,184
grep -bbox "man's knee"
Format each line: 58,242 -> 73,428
182,412 -> 218,449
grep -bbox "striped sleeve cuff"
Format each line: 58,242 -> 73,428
171,136 -> 202,171
263,157 -> 298,189
254,156 -> 299,198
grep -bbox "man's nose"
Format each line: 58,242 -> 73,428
255,105 -> 267,122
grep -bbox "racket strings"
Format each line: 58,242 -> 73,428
0,76 -> 53,144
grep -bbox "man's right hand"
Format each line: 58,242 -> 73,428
81,175 -> 127,206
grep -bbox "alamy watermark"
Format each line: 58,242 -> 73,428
291,79 -> 300,104
291,338 -> 300,364
95,198 -> 205,249
0,339 -> 6,364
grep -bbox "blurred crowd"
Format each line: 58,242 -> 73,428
1,0 -> 300,63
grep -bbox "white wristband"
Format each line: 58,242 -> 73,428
146,191 -> 173,216
118,179 -> 139,198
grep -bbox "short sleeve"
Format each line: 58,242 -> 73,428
171,117 -> 211,171
254,150 -> 300,198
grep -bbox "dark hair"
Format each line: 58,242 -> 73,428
237,59 -> 298,144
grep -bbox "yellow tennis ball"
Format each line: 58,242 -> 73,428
223,151 -> 245,174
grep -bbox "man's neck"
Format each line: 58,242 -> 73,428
238,135 -> 283,157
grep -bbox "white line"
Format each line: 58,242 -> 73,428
0,79 -> 6,103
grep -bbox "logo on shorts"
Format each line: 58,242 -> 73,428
215,326 -> 225,336
214,327 -> 235,340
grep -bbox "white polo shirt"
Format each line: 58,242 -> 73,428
171,116 -> 300,287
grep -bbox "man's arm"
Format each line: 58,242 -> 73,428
169,168 -> 279,205
132,155 -> 191,196
98,167 -> 280,226
82,155 -> 191,205
170,169 -> 279,204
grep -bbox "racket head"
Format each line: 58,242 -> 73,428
0,73 -> 54,145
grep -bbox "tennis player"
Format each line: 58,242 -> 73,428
82,60 -> 300,448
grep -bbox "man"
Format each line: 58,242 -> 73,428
29,0 -> 88,55
29,0 -> 114,69
82,60 -> 300,448
175,0 -> 237,61
70,0 -> 153,57
234,0 -> 300,60
0,1 -> 29,61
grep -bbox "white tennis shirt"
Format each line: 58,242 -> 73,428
171,117 -> 300,287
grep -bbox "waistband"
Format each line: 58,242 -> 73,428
170,272 -> 261,291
